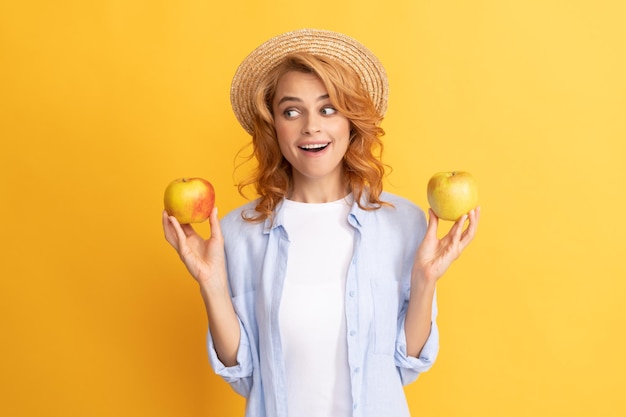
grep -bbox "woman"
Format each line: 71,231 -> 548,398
163,29 -> 480,417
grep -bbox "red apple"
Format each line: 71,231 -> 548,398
427,171 -> 478,221
163,177 -> 215,224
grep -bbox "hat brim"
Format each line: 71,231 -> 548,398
230,28 -> 389,135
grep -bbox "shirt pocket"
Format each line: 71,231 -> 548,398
370,279 -> 401,355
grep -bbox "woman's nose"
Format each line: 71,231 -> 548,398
301,114 -> 322,135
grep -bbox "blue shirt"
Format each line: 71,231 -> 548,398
207,192 -> 439,417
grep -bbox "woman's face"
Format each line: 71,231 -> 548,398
272,71 -> 351,197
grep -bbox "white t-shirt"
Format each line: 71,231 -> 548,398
279,196 -> 354,417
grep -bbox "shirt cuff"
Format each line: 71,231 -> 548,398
395,319 -> 440,370
206,319 -> 253,382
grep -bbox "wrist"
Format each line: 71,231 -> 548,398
199,278 -> 230,302
411,269 -> 438,292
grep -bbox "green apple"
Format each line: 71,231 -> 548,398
427,171 -> 478,221
163,177 -> 215,224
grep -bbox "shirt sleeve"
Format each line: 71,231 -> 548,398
206,317 -> 254,397
394,290 -> 440,386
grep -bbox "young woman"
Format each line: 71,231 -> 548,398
163,29 -> 480,417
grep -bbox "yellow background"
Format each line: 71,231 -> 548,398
1,1 -> 625,416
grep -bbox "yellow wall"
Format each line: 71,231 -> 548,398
1,1 -> 625,416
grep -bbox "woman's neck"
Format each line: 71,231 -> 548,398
288,175 -> 350,204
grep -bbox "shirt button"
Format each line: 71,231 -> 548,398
349,291 -> 356,297
350,330 -> 356,336
353,403 -> 358,410
354,367 -> 361,374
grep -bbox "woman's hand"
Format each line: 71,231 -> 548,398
162,208 -> 240,366
413,206 -> 481,284
162,207 -> 227,289
405,207 -> 480,356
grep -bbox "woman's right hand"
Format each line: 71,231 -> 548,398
162,207 -> 227,289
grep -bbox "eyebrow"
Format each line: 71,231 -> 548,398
276,94 -> 330,105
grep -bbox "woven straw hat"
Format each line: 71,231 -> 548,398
230,28 -> 389,135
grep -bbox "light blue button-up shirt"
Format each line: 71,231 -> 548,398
207,192 -> 439,417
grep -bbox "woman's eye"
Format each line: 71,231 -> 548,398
284,109 -> 299,118
321,106 -> 337,115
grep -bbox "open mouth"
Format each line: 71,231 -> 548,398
298,143 -> 330,152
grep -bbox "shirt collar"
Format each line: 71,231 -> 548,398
263,193 -> 367,234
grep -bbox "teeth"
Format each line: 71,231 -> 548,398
299,143 -> 329,150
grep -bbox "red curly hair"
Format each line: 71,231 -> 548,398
237,52 -> 389,222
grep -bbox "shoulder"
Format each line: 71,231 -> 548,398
220,199 -> 265,240
219,200 -> 271,274
378,191 -> 427,224
354,191 -> 427,238
356,191 -> 428,265
380,191 -> 423,211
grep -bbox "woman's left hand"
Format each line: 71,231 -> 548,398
413,206 -> 481,283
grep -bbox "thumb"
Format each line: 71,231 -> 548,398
208,207 -> 224,241
426,208 -> 439,238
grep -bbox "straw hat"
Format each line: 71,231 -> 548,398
230,28 -> 389,135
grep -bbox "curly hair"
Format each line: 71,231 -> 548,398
237,52 -> 389,222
